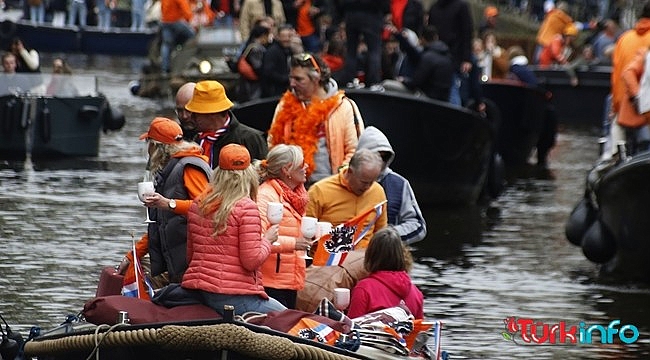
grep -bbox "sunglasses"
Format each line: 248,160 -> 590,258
292,53 -> 321,74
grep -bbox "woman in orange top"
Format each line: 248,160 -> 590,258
255,144 -> 312,308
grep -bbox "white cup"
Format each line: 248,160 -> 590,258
300,216 -> 318,239
317,221 -> 332,238
333,287 -> 350,311
267,202 -> 284,225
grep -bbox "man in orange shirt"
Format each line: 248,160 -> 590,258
160,0 -> 195,73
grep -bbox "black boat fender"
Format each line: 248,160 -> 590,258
2,97 -> 19,135
565,196 -> 597,246
40,106 -> 51,143
0,20 -> 16,40
102,101 -> 125,132
581,219 -> 616,264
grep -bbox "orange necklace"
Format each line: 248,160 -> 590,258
269,90 -> 344,175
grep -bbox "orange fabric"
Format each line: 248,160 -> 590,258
161,0 -> 193,23
611,18 -> 650,114
269,91 -> 363,176
619,49 -> 650,127
322,54 -> 344,72
257,180 -> 306,291
173,150 -> 211,215
391,0 -> 408,30
536,8 -> 573,47
296,0 -> 315,37
538,34 -> 567,66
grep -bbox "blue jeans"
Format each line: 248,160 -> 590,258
160,21 -> 195,73
131,0 -> 145,31
68,0 -> 87,27
96,1 -> 112,30
200,291 -> 287,315
30,4 -> 45,24
449,72 -> 463,106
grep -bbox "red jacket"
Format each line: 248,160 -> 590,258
347,270 -> 424,319
182,197 -> 271,298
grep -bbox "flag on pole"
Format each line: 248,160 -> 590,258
121,238 -> 154,300
312,200 -> 386,266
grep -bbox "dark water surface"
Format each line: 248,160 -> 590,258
1,55 -> 649,359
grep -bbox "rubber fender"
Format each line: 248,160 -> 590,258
581,219 -> 616,264
565,197 -> 596,246
102,103 -> 125,132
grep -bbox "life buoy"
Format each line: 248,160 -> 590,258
0,20 -> 16,40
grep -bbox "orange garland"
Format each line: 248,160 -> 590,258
269,90 -> 345,175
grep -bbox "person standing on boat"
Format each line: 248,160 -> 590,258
606,2 -> 650,160
238,0 -> 285,42
160,0 -> 195,73
175,81 -> 198,141
184,80 -> 268,166
181,144 -> 287,315
8,38 -> 39,73
356,126 -> 426,245
261,24 -> 296,97
237,24 -> 271,102
267,52 -> 364,185
255,144 -> 312,309
68,0 -> 88,27
538,23 -> 578,67
117,117 -> 212,287
347,227 -> 424,319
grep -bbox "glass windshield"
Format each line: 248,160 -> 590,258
0,73 -> 98,97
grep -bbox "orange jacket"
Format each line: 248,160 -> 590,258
611,18 -> 650,115
161,0 -> 193,23
619,49 -> 650,128
536,8 -> 573,47
538,34 -> 569,66
257,179 -> 306,291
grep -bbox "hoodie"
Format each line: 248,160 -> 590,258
347,270 -> 424,319
357,126 -> 427,244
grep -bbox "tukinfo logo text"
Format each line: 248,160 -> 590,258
501,317 -> 639,345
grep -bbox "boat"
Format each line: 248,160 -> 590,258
0,18 -> 157,56
233,88 -> 501,205
565,150 -> 650,281
0,73 -> 125,161
481,79 -> 555,168
532,65 -> 611,127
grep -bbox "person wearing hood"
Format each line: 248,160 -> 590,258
357,126 -> 426,244
399,25 -> 453,102
268,52 -> 365,184
347,227 -> 424,319
116,117 -> 212,290
605,1 -> 650,160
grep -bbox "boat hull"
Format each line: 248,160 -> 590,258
0,95 -> 110,160
233,89 -> 495,205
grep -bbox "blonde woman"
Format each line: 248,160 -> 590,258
255,144 -> 312,309
117,117 -> 212,291
182,144 -> 287,315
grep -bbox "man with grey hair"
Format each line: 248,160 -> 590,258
306,148 -> 387,249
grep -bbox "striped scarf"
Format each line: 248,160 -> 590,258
199,117 -> 230,167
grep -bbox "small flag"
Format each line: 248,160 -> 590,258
312,200 -> 386,266
121,239 -> 154,300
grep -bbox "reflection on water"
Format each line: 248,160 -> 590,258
0,56 -> 649,359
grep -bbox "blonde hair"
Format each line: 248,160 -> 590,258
147,140 -> 203,176
256,144 -> 304,182
200,165 -> 259,235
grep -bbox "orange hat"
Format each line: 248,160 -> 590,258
219,144 -> 251,170
485,6 -> 498,18
563,24 -> 578,36
139,117 -> 183,144
185,80 -> 234,114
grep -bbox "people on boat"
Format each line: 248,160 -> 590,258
254,144 -> 312,309
590,19 -> 621,64
46,57 -> 79,96
27,0 -> 45,25
238,0 -> 285,41
478,5 -> 498,39
175,81 -> 198,141
506,45 -> 539,87
1,52 -> 16,74
8,38 -> 39,73
267,52 -> 364,185
131,0 -> 147,31
96,0 -> 114,30
68,0 -> 88,27
116,117 -> 212,289
347,227 -> 424,319
306,148 -> 387,249
237,24 -> 271,102
261,24 -> 296,98
184,80 -> 268,167
617,47 -> 650,153
181,144 -> 287,315
356,126 -> 426,244
605,2 -> 650,160
538,23 -> 578,68
160,0 -> 196,73
534,1 -> 593,64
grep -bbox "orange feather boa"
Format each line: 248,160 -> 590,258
269,90 -> 344,175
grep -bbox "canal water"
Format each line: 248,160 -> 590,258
0,55 -> 648,359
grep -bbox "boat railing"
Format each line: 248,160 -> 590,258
0,73 -> 99,97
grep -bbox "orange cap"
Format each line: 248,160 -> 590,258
485,6 -> 498,18
139,117 -> 183,144
218,144 -> 251,170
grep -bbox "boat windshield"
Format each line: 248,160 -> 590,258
0,73 -> 98,97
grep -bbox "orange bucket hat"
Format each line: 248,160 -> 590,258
219,144 -> 251,170
139,117 -> 183,144
185,80 -> 234,114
